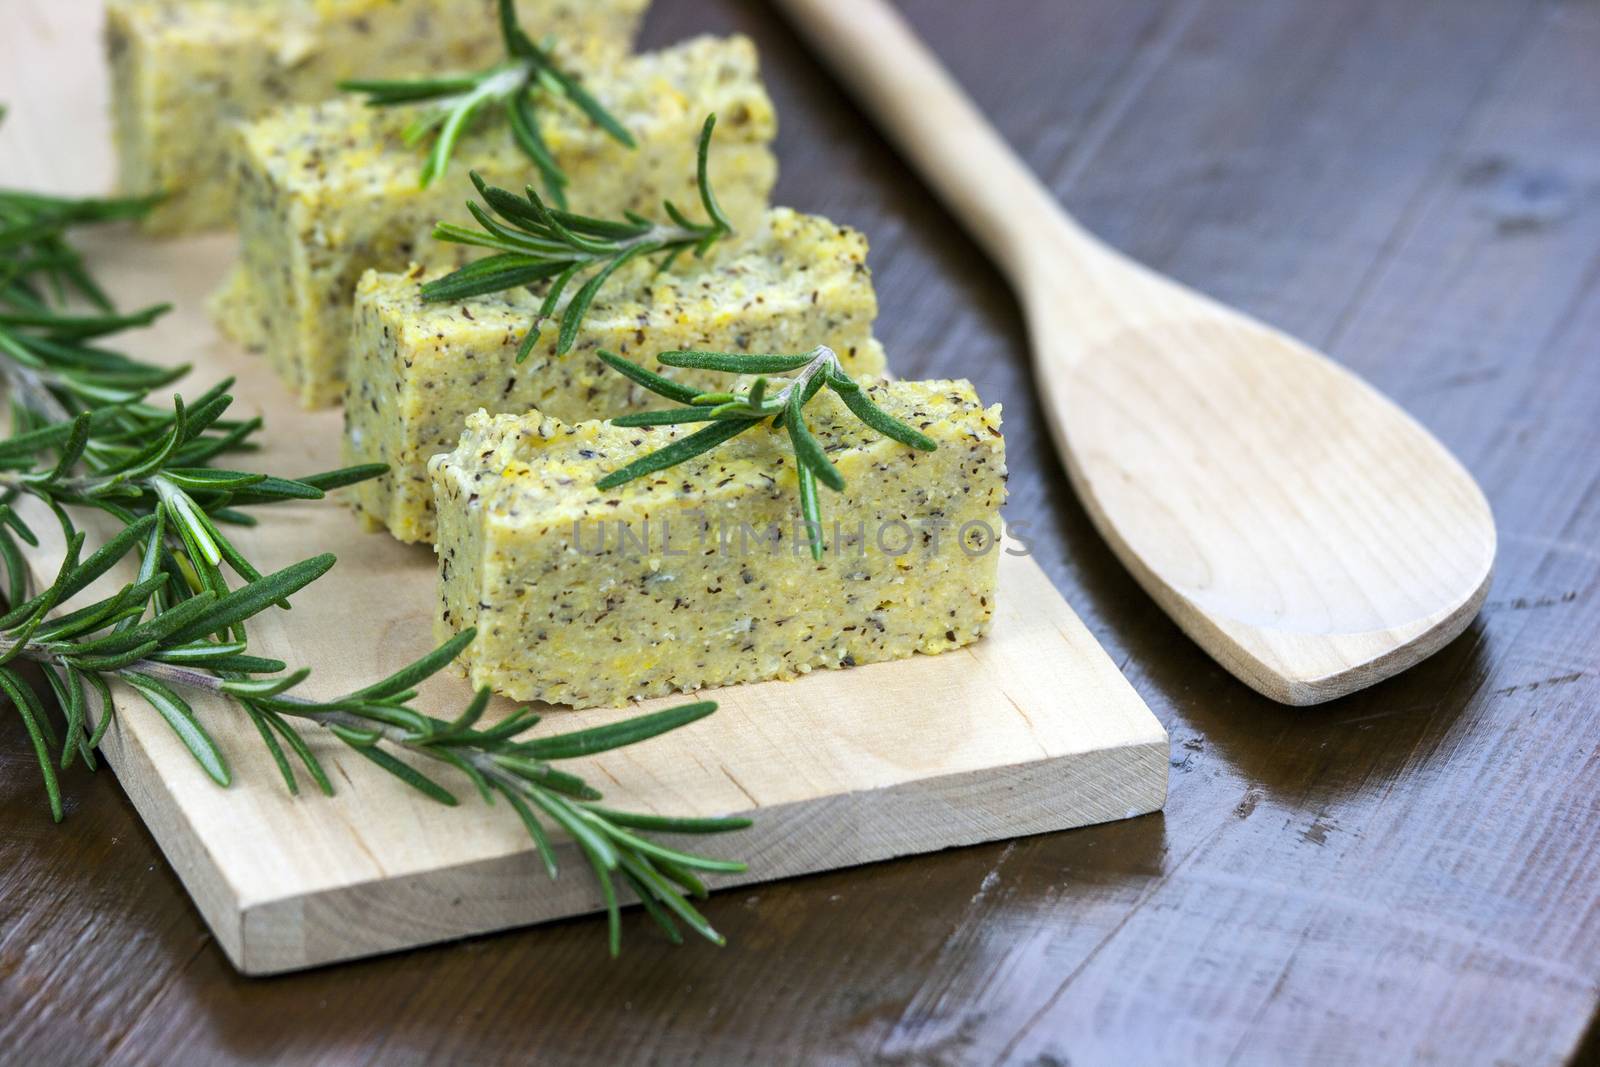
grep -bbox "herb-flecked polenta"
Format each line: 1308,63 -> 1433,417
106,0 -> 648,234
345,208 -> 888,545
214,35 -> 779,408
430,380 -> 1006,709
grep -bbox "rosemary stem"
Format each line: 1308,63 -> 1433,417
538,225 -> 699,278
104,655 -> 407,734
1,642 -> 483,784
0,356 -> 71,424
91,654 -> 550,813
770,346 -> 838,407
457,61 -> 532,110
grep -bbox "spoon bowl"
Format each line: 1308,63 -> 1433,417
1026,237 -> 1494,701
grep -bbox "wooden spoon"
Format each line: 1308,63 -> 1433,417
775,0 -> 1496,704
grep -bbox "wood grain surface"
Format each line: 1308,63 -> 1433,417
3,0 -> 1599,1063
775,0 -> 1499,706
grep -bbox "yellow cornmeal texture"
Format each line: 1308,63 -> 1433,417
430,380 -> 1006,709
106,0 -> 649,234
216,35 -> 778,408
345,208 -> 888,545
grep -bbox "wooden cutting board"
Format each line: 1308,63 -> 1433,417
0,1 -> 1167,974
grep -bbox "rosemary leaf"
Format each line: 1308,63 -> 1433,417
526,787 -> 619,870
625,868 -> 686,946
609,409 -> 729,428
58,667 -> 89,770
346,626 -> 477,701
0,667 -> 62,821
122,671 -> 230,786
349,743 -> 458,806
595,345 -> 939,555
796,460 -> 824,562
597,349 -> 703,405
588,815 -> 747,875
593,853 -> 627,955
244,701 -> 300,796
438,686 -> 492,738
339,0 -> 631,197
659,349 -> 817,374
619,853 -> 724,947
595,416 -> 762,490
219,668 -> 311,698
160,555 -> 336,646
582,806 -> 754,835
785,385 -> 844,492
826,369 -> 938,451
421,116 -> 735,356
523,700 -> 717,760
501,785 -> 561,880
264,710 -> 335,797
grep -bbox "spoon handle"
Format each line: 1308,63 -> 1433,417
773,0 -> 1093,282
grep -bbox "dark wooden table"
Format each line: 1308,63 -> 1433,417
5,1 -> 1598,1063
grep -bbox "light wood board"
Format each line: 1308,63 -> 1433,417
0,1 -> 1167,974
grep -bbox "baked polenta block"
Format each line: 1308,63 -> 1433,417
430,380 -> 1006,709
106,0 -> 649,234
218,34 -> 778,408
345,208 -> 888,545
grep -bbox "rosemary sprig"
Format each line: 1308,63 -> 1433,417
419,113 -> 734,360
338,0 -> 633,197
1,133 -> 748,954
594,346 -> 938,560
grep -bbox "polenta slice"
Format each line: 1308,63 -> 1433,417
345,208 -> 888,544
216,35 -> 778,407
430,380 -> 1006,709
107,0 -> 649,234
